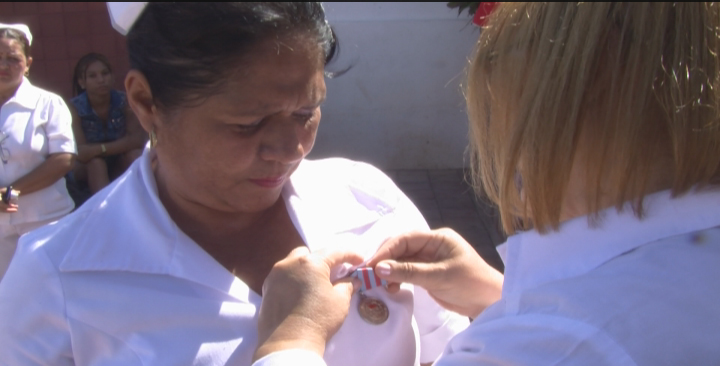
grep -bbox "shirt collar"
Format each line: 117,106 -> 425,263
59,148 -> 242,298
500,188 -> 720,296
283,159 -> 393,252
5,77 -> 40,109
58,153 -> 392,297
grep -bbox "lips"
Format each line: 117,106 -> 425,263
249,176 -> 287,188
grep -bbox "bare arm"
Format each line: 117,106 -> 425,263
72,103 -> 146,163
10,152 -> 75,196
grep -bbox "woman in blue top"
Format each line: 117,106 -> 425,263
69,53 -> 146,194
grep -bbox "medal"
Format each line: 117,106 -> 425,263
351,267 -> 389,325
357,292 -> 389,325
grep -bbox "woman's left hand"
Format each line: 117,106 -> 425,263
253,247 -> 364,362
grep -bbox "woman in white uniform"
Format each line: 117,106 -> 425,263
253,2 -> 720,365
0,3 -> 467,365
0,24 -> 76,281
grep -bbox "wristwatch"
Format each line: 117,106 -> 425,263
2,186 -> 19,205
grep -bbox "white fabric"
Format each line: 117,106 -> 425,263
0,148 -> 468,365
255,188 -> 720,366
254,350 -> 326,366
0,217 -> 57,280
0,77 -> 76,226
0,23 -> 32,45
106,2 -> 148,35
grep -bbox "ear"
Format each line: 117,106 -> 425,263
77,76 -> 86,90
125,70 -> 161,134
25,56 -> 32,75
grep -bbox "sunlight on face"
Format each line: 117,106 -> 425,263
0,37 -> 30,93
153,35 -> 327,214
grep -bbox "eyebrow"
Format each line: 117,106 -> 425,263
238,97 -> 327,116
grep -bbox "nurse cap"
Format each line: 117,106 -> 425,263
0,23 -> 32,45
107,2 -> 148,35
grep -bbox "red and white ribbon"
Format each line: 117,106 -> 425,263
351,267 -> 388,291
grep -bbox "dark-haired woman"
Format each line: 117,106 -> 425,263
0,24 -> 76,282
0,3 -> 467,365
69,53 -> 145,195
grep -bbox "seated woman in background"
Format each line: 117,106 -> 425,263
69,52 -> 145,195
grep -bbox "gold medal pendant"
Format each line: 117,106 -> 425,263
357,292 -> 389,325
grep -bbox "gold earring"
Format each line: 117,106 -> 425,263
150,129 -> 157,148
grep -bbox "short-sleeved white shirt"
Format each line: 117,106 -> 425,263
0,148 -> 468,365
0,78 -> 76,225
255,188 -> 720,366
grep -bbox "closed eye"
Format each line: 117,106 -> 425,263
293,108 -> 319,123
231,119 -> 264,133
293,113 -> 314,122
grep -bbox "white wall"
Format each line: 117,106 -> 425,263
307,2 -> 480,169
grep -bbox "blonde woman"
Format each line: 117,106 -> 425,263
253,2 -> 720,365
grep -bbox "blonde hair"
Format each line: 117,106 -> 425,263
467,3 -> 720,235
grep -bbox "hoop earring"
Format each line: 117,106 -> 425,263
150,129 -> 157,148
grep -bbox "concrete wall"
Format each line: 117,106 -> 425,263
308,2 -> 479,169
0,2 -> 479,169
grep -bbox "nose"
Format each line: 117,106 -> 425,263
258,116 -> 306,165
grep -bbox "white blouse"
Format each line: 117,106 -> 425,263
0,77 -> 76,225
255,188 -> 720,366
0,148 -> 468,365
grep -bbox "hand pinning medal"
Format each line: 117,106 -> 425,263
350,267 -> 389,325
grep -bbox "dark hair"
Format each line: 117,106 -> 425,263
127,2 -> 338,110
72,53 -> 113,96
0,28 -> 31,58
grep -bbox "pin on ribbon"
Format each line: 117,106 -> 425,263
350,267 -> 388,292
350,267 -> 389,325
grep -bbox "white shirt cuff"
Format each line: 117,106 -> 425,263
420,315 -> 470,363
252,349 -> 327,366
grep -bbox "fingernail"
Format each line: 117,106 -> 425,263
376,262 -> 391,276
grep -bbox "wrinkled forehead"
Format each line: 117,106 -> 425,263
232,36 -> 325,88
208,36 -> 327,111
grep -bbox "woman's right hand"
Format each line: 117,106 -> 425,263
254,247 -> 364,362
0,188 -> 18,213
367,228 -> 504,318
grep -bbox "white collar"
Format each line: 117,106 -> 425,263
500,188 -> 720,296
5,77 -> 40,109
57,152 -> 393,295
284,158 -> 396,253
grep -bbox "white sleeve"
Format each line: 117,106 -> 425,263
435,314 -> 637,366
42,95 -> 76,155
414,286 -> 470,363
252,350 -> 327,366
0,240 -> 74,365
